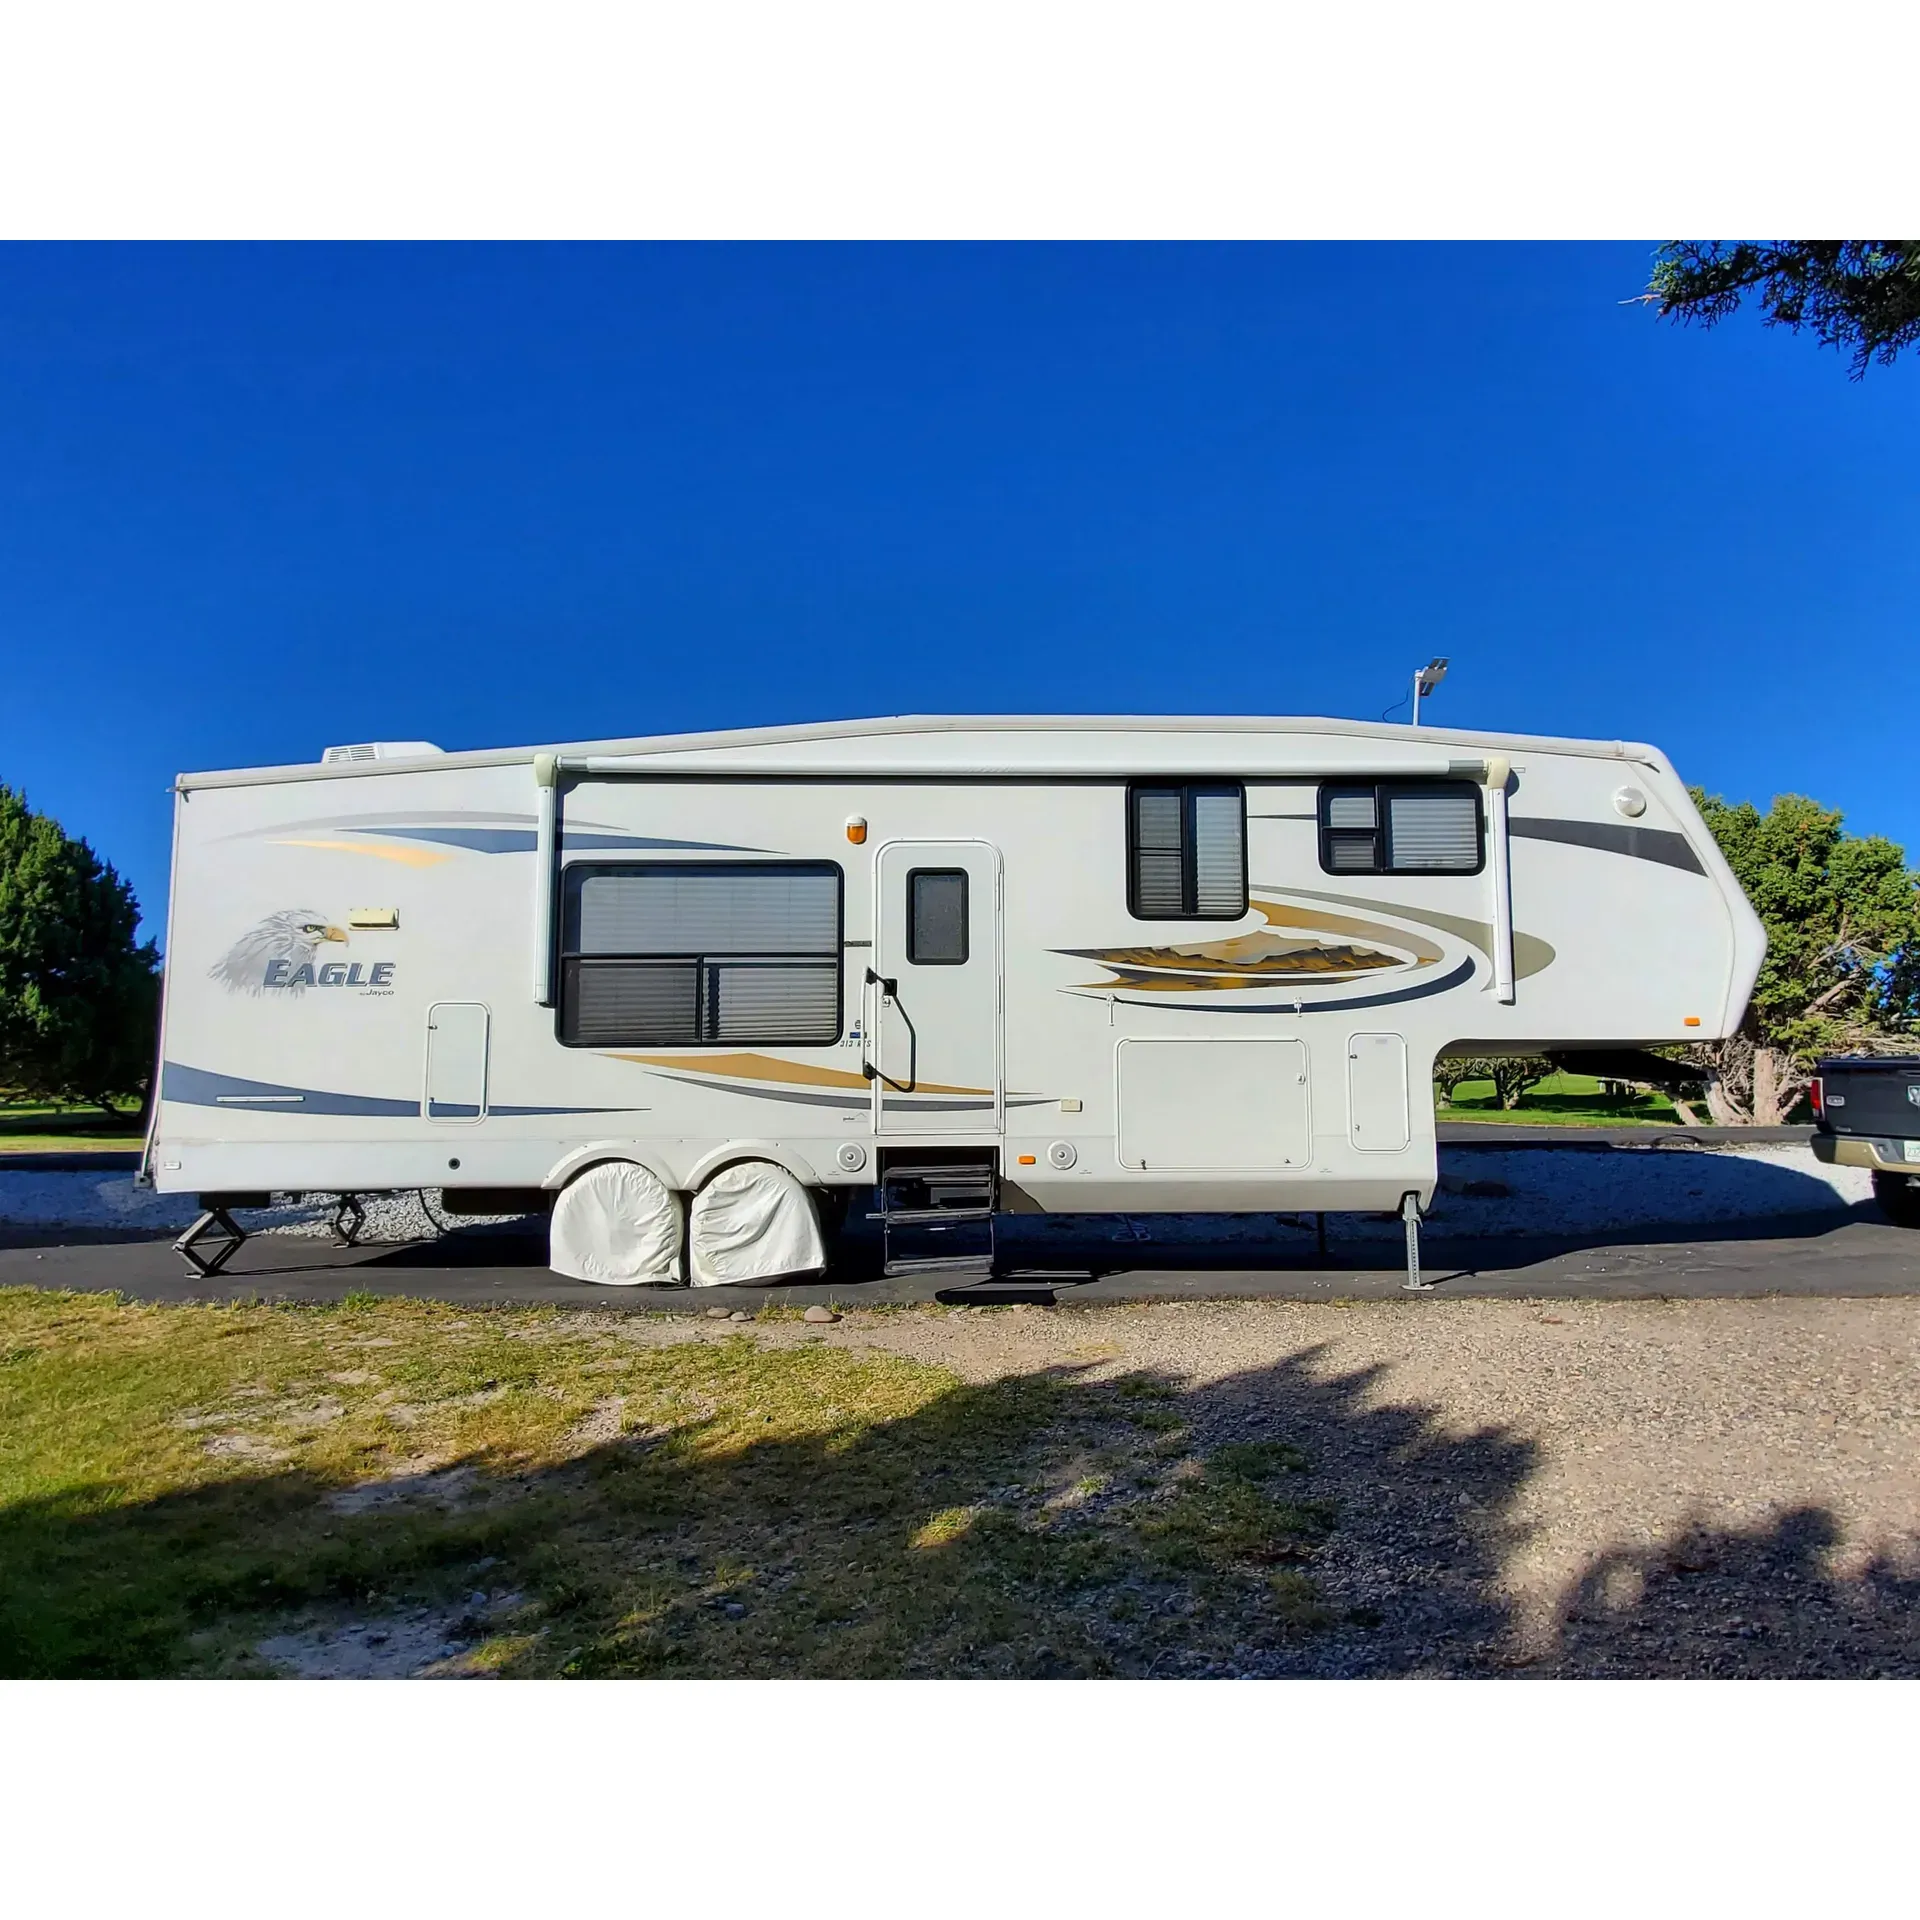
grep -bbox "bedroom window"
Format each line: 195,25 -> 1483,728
1318,781 -> 1484,875
557,862 -> 842,1046
1127,783 -> 1246,919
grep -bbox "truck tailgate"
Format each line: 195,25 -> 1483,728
1820,1059 -> 1920,1135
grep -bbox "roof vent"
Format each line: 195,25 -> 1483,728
320,741 -> 445,765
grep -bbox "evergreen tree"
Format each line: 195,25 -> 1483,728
1646,242 -> 1920,377
1690,789 -> 1920,1121
0,785 -> 161,1116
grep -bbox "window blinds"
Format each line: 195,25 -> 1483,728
560,863 -> 841,1046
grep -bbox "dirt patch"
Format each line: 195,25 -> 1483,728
323,1462 -> 479,1515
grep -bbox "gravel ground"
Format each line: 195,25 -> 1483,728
0,1181 -> 517,1240
751,1296 -> 1920,1676
0,1144 -> 1873,1242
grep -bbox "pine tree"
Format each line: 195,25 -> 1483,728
0,785 -> 161,1116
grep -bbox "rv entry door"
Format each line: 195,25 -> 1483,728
868,841 -> 1002,1136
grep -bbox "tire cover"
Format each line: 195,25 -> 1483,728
549,1160 -> 684,1285
688,1160 -> 825,1288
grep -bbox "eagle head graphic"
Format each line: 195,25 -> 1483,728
209,909 -> 348,996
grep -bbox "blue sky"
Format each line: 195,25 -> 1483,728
3,242 -> 1915,944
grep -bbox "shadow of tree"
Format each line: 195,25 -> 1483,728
1538,1505 -> 1920,1678
2,1336 -> 1911,1679
0,1346 -> 1531,1678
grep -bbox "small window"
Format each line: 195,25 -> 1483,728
557,862 -> 842,1046
907,868 -> 969,965
1318,781 -> 1483,875
1128,783 -> 1246,920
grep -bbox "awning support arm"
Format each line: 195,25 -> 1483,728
533,752 -> 559,1005
1484,753 -> 1515,1004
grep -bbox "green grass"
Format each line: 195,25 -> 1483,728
1437,1070 -> 1682,1127
0,1290 -> 1341,1678
0,1134 -> 143,1153
0,1101 -> 144,1151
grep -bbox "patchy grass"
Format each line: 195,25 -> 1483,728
0,1289 -> 1338,1678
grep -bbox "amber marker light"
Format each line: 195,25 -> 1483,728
1017,1154 -> 1037,1165
846,816 -> 867,844
1684,1016 -> 1702,1027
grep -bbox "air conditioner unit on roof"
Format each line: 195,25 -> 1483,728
320,741 -> 445,765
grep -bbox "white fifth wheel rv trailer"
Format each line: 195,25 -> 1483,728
144,715 -> 1764,1287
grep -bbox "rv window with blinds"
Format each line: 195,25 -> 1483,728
1318,781 -> 1484,875
557,863 -> 842,1046
1127,783 -> 1247,920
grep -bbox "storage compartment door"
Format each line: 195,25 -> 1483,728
1347,1032 -> 1409,1152
1116,1038 -> 1310,1171
425,1002 -> 490,1122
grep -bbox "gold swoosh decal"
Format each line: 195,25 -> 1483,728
1264,885 -> 1556,980
1249,898 -> 1444,964
1059,897 -> 1431,993
612,1052 -> 994,1098
1081,969 -> 1332,993
270,837 -> 451,868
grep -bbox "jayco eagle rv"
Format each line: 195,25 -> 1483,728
144,715 -> 1764,1287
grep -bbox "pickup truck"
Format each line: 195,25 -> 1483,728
1811,1056 -> 1920,1227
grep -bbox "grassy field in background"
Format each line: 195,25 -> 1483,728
1437,1070 -> 1681,1127
5,1073 -> 1683,1151
0,1101 -> 145,1152
0,1289 -> 1339,1679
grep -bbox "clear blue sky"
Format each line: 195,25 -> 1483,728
3,242 -> 1915,945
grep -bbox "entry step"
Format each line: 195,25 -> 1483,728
866,1205 -> 996,1225
876,1157 -> 998,1279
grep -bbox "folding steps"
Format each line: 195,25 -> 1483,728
872,1159 -> 997,1278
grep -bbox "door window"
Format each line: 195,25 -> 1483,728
906,868 -> 969,965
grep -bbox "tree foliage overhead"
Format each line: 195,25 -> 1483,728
1647,242 -> 1920,377
0,785 -> 161,1114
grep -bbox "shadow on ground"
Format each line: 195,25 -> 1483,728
3,1340 -> 1912,1679
0,1145 -> 1876,1268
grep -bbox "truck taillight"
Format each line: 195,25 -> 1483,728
1810,1076 -> 1824,1119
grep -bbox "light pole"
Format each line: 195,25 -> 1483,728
1410,657 -> 1449,725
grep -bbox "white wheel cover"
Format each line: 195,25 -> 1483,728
549,1160 -> 684,1285
688,1160 -> 825,1288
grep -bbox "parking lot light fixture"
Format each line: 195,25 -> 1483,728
1411,657 -> 1450,725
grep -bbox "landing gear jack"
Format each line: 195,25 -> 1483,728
175,1206 -> 247,1278
331,1194 -> 367,1247
1401,1191 -> 1433,1293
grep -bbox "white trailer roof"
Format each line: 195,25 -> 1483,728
177,712 -> 1666,790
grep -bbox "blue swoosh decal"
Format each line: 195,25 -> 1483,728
161,1062 -> 644,1118
356,826 -> 763,855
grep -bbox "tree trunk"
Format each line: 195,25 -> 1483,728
1753,1047 -> 1785,1126
1701,1070 -> 1746,1127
